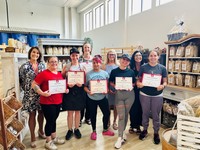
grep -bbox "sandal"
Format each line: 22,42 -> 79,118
30,141 -> 36,148
112,122 -> 118,130
38,130 -> 46,139
129,128 -> 134,134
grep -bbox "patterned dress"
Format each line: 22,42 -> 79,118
19,61 -> 45,112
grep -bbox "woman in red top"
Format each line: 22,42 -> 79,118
32,56 -> 68,150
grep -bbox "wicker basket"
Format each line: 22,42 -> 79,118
162,128 -> 177,150
177,114 -> 200,150
3,102 -> 15,122
6,96 -> 22,111
8,118 -> 24,136
0,144 -> 3,150
0,129 -> 16,146
10,139 -> 26,150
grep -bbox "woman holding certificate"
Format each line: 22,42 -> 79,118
137,50 -> 167,145
32,56 -> 66,150
19,47 -> 45,148
84,55 -> 115,141
129,50 -> 144,135
109,54 -> 136,149
62,47 -> 86,141
102,49 -> 119,130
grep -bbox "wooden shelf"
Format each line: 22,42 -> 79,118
165,34 -> 200,45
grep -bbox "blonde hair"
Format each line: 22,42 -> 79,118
105,49 -> 119,65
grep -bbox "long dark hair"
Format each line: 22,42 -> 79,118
130,50 -> 144,70
28,46 -> 42,63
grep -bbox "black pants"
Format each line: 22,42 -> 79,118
80,94 -> 90,121
129,88 -> 142,128
41,104 -> 61,136
88,96 -> 110,131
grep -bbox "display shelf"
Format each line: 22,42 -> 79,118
169,71 -> 200,75
162,34 -> 200,127
38,38 -> 84,71
0,53 -> 29,142
0,95 -> 25,150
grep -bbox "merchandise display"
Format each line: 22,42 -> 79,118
162,34 -> 200,128
0,95 -> 25,150
38,38 -> 84,71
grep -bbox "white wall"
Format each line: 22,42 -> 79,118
0,0 -> 64,37
80,0 -> 200,55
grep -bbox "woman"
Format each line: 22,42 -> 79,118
137,50 -> 167,145
109,54 -> 136,149
19,47 -> 45,148
84,55 -> 114,140
62,48 -> 86,140
32,56 -> 67,150
102,50 -> 119,130
79,41 -> 93,126
129,50 -> 144,134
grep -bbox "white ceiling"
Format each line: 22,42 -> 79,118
32,0 -> 86,7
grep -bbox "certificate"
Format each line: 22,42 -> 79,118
115,77 -> 133,90
90,80 -> 108,94
48,79 -> 66,94
68,71 -> 85,84
142,73 -> 162,87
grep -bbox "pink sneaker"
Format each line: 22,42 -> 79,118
102,130 -> 115,136
90,132 -> 97,140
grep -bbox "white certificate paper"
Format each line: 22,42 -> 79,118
142,73 -> 162,87
68,71 -> 85,84
90,80 -> 108,94
115,77 -> 133,90
48,79 -> 66,94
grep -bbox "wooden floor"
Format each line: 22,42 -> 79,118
22,109 -> 166,150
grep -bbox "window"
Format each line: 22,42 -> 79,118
84,10 -> 93,32
106,0 -> 119,24
128,0 -> 152,16
156,0 -> 174,6
94,4 -> 104,29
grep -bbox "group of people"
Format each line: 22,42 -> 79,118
19,41 -> 167,150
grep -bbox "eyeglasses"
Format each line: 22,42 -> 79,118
49,61 -> 58,64
108,54 -> 116,56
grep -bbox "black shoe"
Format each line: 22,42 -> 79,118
65,130 -> 73,140
139,130 -> 148,140
79,121 -> 82,127
136,128 -> 141,135
85,119 -> 91,125
74,129 -> 82,139
153,133 -> 160,144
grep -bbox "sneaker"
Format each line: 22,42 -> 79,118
154,133 -> 160,144
53,137 -> 65,145
114,137 -> 123,149
102,130 -> 115,136
65,130 -> 73,140
45,140 -> 57,150
123,132 -> 127,141
90,132 -> 97,140
85,119 -> 91,125
74,129 -> 82,139
139,130 -> 148,140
